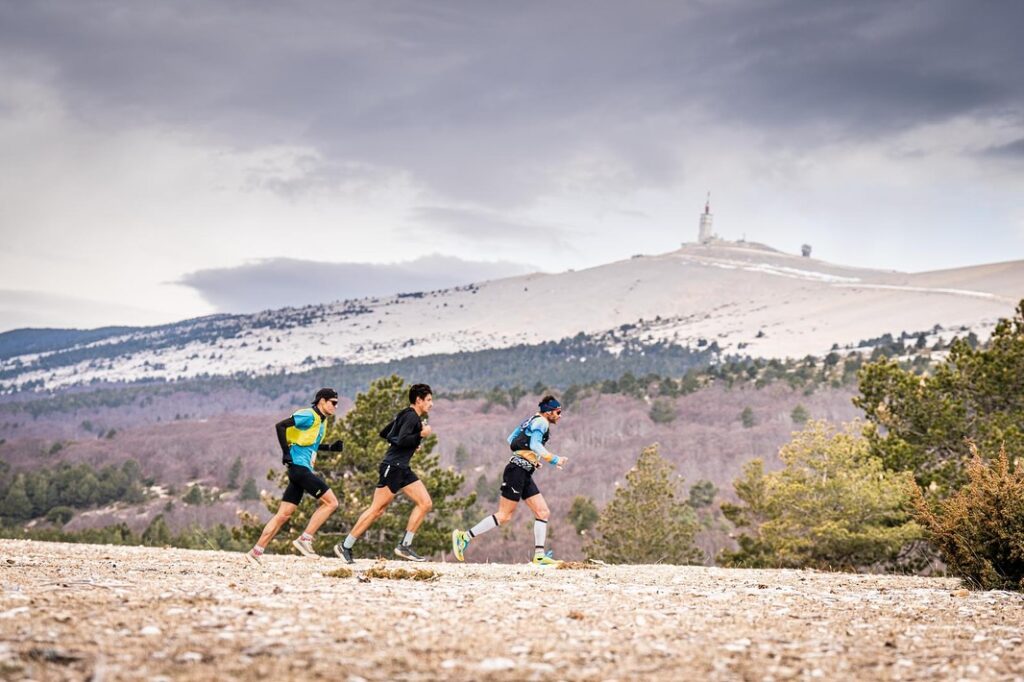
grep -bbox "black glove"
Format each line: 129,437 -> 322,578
324,440 -> 344,452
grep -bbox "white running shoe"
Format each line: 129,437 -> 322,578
245,549 -> 264,567
292,537 -> 318,557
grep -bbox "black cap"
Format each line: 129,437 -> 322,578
313,388 -> 339,405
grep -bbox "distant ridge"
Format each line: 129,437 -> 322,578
1,242 -> 1019,391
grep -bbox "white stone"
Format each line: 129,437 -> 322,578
478,657 -> 516,671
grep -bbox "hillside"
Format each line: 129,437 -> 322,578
2,540 -> 1021,680
1,242 -> 1018,391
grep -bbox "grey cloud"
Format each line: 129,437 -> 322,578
0,289 -> 157,332
176,255 -> 534,314
2,1 -> 1022,206
981,138 -> 1024,159
413,206 -> 577,252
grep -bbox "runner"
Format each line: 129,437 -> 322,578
245,388 -> 344,565
451,395 -> 568,566
333,383 -> 435,563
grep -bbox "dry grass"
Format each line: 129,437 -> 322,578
557,560 -> 597,570
362,564 -> 440,581
323,567 -> 353,579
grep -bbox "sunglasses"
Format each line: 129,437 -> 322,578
552,409 -> 562,416
328,399 -> 339,405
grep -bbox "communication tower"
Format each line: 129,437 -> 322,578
698,193 -> 714,244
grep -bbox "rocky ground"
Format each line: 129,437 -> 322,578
1,540 -> 1022,681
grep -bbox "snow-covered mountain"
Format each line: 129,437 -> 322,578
2,241 -> 1020,391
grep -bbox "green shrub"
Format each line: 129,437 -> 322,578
568,496 -> 599,535
649,398 -> 677,424
45,506 -> 74,525
739,406 -> 756,428
239,477 -> 260,501
183,484 -> 205,505
721,421 -> 922,571
687,480 -> 717,508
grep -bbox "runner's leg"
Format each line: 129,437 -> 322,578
303,489 -> 339,536
255,501 -> 297,549
524,493 -> 551,559
400,480 -> 433,545
348,485 -> 395,539
453,467 -> 522,560
493,496 -> 519,526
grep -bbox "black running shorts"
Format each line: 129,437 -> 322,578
500,462 -> 540,502
282,464 -> 330,505
377,461 -> 420,493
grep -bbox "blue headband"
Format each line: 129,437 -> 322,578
539,398 -> 561,413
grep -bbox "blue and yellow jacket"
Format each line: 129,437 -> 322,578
276,408 -> 326,470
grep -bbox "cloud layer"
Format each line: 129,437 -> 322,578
177,255 -> 533,313
4,1 -> 1022,206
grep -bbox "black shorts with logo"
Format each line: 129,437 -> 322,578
282,464 -> 330,505
500,461 -> 541,502
377,461 -> 420,493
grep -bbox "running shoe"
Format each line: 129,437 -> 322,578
245,549 -> 264,567
291,537 -> 318,557
531,554 -> 560,567
394,544 -> 427,562
451,529 -> 470,562
333,543 -> 355,564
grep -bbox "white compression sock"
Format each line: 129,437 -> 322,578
534,519 -> 547,557
469,514 -> 499,538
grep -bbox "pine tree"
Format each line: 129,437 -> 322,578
790,404 -> 810,425
45,505 -> 74,526
142,514 -> 173,546
239,477 -> 259,501
226,456 -> 243,490
0,475 -> 31,521
649,398 -> 677,424
585,445 -> 702,565
568,495 -> 599,535
454,444 -> 470,469
687,480 -> 717,508
740,406 -> 756,428
183,484 -> 204,505
855,299 -> 1024,492
0,460 -> 9,501
721,420 -> 922,570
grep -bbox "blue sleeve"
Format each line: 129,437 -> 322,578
527,418 -> 551,457
293,409 -> 315,429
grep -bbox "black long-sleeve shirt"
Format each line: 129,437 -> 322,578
380,407 -> 424,467
275,417 -> 295,462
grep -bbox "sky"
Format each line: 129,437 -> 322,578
1,1 -> 1022,331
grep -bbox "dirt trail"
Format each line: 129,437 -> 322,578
1,540 -> 1022,680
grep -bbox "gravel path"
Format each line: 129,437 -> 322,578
1,540 -> 1022,681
